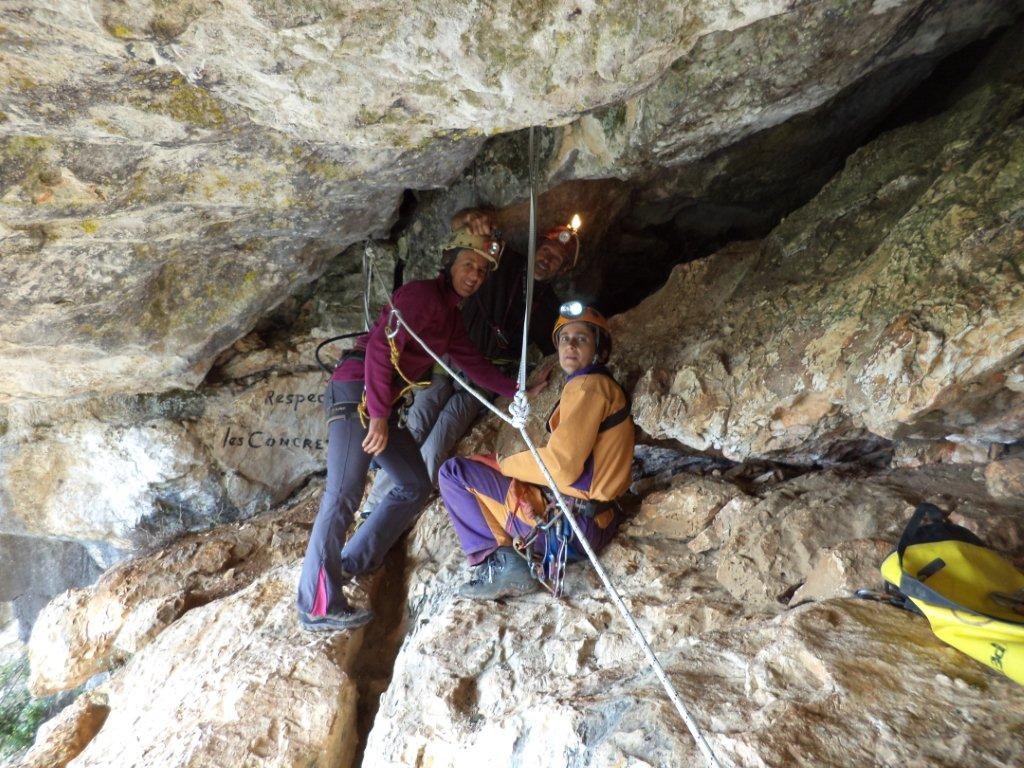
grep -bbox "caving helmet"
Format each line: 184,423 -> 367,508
541,216 -> 582,276
551,301 -> 612,363
441,227 -> 504,271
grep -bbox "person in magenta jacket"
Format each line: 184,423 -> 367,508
297,231 -> 549,631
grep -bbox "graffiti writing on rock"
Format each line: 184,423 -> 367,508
221,427 -> 325,452
264,391 -> 326,411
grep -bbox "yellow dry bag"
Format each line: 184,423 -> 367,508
880,503 -> 1024,685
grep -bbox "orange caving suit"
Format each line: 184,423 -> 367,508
439,364 -> 634,565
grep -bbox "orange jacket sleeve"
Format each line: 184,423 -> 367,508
499,377 -> 606,491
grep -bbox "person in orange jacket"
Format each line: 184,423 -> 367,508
438,302 -> 634,600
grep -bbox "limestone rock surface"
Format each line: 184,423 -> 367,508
985,457 -> 1024,501
789,538 -> 893,606
35,565 -> 363,768
0,416 -> 227,547
0,535 -> 103,643
365,472 -> 1024,768
633,474 -> 745,541
28,484 -> 319,695
549,1 -> 1022,185
3,1 -> 1020,400
368,599 -> 1024,768
712,473 -> 916,608
612,28 -> 1024,463
23,461 -> 1024,768
0,241 -> 383,550
19,692 -> 111,768
394,4 -> 1023,310
0,603 -> 23,662
189,370 -> 330,509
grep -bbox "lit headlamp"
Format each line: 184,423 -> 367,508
555,214 -> 582,245
551,300 -> 612,353
560,300 -> 585,318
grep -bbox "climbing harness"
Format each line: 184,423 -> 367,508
509,495 -> 620,597
316,329 -> 425,429
353,313 -> 431,428
326,125 -> 726,768
508,496 -> 569,595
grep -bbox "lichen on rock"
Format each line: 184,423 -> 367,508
613,27 -> 1024,463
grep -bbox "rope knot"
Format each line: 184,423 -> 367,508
508,392 -> 530,429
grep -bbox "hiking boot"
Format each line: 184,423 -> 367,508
298,608 -> 373,632
457,546 -> 538,601
297,594 -> 373,632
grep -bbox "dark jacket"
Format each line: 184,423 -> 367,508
460,248 -> 559,363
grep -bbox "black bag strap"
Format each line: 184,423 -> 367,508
897,502 -> 984,559
599,401 -> 631,433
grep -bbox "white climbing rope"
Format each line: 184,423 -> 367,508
506,126 -> 541,431
361,247 -> 373,332
517,430 -> 724,768
359,125 -> 726,768
372,269 -> 522,429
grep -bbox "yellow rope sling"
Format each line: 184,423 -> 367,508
356,332 -> 431,428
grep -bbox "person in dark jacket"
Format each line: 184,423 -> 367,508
297,233 -> 549,632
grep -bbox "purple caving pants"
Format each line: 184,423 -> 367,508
297,380 -> 431,616
438,456 -> 619,566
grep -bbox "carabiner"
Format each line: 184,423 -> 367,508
385,308 -> 402,340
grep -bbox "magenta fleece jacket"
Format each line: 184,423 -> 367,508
332,274 -> 518,419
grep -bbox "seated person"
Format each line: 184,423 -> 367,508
437,303 -> 635,600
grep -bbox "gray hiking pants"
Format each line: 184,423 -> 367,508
297,379 -> 431,616
363,370 -> 484,514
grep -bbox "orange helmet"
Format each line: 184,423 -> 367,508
542,225 -> 581,274
551,302 -> 611,356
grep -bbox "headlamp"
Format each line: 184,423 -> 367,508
560,300 -> 585,318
